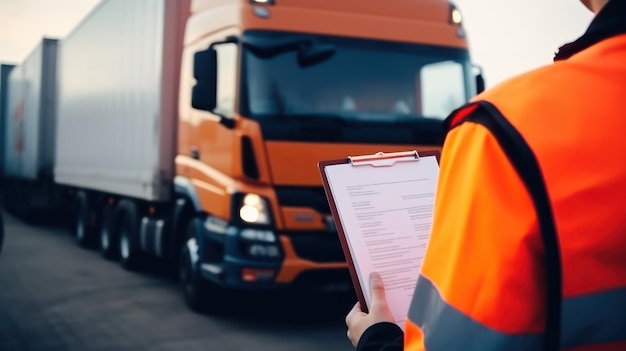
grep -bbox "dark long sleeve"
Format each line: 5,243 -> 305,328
356,322 -> 404,351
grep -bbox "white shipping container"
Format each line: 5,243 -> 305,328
5,39 -> 58,181
55,0 -> 187,202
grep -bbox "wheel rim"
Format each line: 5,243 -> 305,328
120,225 -> 130,259
100,227 -> 109,251
76,216 -> 84,241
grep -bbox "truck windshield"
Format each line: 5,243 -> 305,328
240,30 -> 475,144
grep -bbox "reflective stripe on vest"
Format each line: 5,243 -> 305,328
407,275 -> 626,350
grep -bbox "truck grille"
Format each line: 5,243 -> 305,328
275,187 -> 343,262
286,231 -> 345,263
274,186 -> 331,214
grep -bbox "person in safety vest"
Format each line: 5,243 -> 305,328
345,0 -> 626,350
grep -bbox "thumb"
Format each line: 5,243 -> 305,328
367,271 -> 395,325
369,272 -> 387,305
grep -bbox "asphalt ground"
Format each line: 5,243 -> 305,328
0,211 -> 356,351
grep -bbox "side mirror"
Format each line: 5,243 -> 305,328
192,48 -> 217,112
473,65 -> 486,94
476,74 -> 485,94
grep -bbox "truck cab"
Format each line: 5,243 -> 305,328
174,0 -> 481,311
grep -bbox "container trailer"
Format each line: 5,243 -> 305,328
8,0 -> 484,313
3,39 -> 64,218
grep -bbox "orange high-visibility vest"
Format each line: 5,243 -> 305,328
404,30 -> 626,351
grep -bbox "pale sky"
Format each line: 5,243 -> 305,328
0,0 -> 594,88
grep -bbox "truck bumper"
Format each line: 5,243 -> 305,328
194,217 -> 351,292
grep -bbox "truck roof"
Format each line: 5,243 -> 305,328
193,0 -> 453,23
187,0 -> 467,49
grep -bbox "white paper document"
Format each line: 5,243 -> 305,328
323,154 -> 439,330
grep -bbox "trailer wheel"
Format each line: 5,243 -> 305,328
115,200 -> 143,270
100,201 -> 117,259
74,206 -> 89,247
179,218 -> 227,314
73,191 -> 94,248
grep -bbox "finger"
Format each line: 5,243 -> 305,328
346,301 -> 359,319
345,301 -> 362,325
368,272 -> 395,324
369,272 -> 387,305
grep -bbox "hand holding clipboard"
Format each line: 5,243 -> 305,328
318,150 -> 440,330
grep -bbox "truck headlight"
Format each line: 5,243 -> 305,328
239,193 -> 271,225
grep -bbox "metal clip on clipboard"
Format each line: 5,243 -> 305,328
348,150 -> 420,167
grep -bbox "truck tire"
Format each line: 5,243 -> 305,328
179,218 -> 227,314
115,200 -> 143,270
100,201 -> 117,260
164,199 -> 192,280
73,191 -> 93,248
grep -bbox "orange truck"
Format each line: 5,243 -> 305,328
34,0 -> 484,313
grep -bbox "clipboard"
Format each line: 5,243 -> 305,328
318,150 -> 440,329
